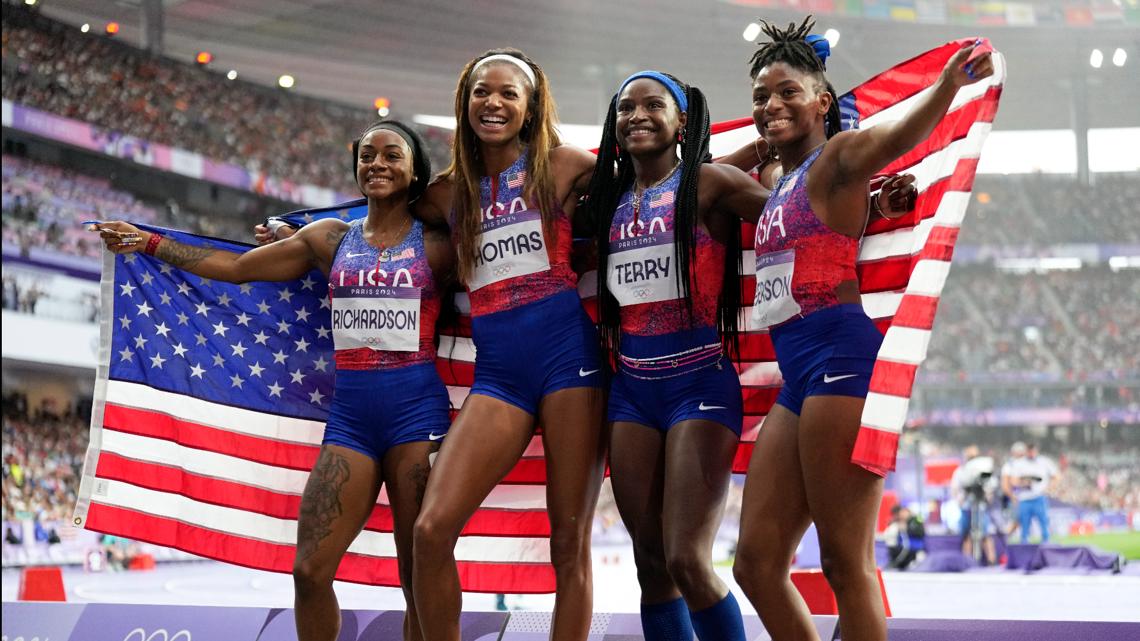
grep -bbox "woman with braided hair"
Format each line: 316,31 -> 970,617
585,70 -> 770,641
732,17 -> 993,641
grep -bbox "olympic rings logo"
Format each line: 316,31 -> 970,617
633,287 -> 652,299
122,629 -> 192,641
364,336 -> 387,345
492,266 -> 513,277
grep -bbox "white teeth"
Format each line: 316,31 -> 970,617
766,118 -> 790,130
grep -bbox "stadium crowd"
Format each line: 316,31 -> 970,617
2,4 -> 451,194
923,267 -> 1140,380
1,391 -> 85,537
961,173 -> 1140,246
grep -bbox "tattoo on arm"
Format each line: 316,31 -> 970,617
325,228 -> 347,250
296,447 -> 351,561
155,238 -> 217,269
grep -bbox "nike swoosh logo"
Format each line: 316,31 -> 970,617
345,251 -> 370,258
823,373 -> 858,383
579,368 -> 599,377
698,402 -> 727,411
428,432 -> 444,441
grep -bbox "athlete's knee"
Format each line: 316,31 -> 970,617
412,511 -> 460,559
818,544 -> 875,594
548,519 -> 590,573
292,555 -> 334,597
732,546 -> 781,594
664,545 -> 714,594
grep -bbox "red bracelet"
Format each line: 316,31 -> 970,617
144,232 -> 163,256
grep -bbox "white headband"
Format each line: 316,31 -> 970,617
470,54 -> 536,87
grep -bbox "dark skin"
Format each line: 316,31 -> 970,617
410,61 -> 606,641
607,78 -> 770,613
734,44 -> 994,641
94,129 -> 455,641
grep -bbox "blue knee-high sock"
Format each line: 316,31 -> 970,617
640,596 -> 694,641
690,592 -> 746,641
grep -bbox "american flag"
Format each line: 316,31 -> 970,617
649,191 -> 675,209
75,39 -> 1003,592
505,170 -> 527,189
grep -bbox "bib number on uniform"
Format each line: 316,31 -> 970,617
468,208 -> 549,291
607,231 -> 679,307
751,249 -> 801,329
332,286 -> 421,352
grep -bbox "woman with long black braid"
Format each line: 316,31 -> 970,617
585,71 -> 769,641
732,18 -> 993,641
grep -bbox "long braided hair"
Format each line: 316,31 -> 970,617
443,48 -> 562,286
585,73 -> 743,365
749,16 -> 842,143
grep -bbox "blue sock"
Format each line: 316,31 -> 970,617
640,596 -> 694,641
690,592 -> 746,641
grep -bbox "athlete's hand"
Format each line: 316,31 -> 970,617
943,40 -> 994,88
89,221 -> 150,254
253,219 -> 297,245
879,174 -> 918,216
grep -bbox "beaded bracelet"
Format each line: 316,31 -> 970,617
144,232 -> 163,256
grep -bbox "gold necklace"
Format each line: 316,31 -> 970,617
632,162 -> 681,231
368,215 -> 411,262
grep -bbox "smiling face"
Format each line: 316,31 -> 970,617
355,128 -> 414,200
466,62 -> 532,146
752,61 -> 830,148
615,78 -> 686,157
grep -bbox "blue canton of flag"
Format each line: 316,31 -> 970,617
280,198 -> 366,229
108,226 -> 335,420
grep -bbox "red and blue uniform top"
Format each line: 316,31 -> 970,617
606,166 -> 725,337
751,146 -> 858,329
327,218 -> 440,370
461,151 -> 577,317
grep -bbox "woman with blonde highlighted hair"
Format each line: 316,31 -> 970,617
410,48 -> 607,641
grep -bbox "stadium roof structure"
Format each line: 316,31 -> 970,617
32,0 -> 1140,131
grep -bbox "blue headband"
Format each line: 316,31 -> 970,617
616,71 -> 688,113
805,34 -> 830,69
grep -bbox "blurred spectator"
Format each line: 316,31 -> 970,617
881,505 -> 926,570
1004,442 -> 1061,544
2,4 -> 452,194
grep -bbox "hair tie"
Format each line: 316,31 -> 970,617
805,34 -> 830,69
616,71 -> 688,113
471,54 -> 536,86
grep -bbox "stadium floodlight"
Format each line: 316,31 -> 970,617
106,22 -> 120,36
195,51 -> 213,65
825,28 -> 840,47
1090,49 -> 1103,69
227,70 -> 238,80
742,23 -> 761,42
24,0 -> 35,6
81,23 -> 90,33
277,74 -> 295,89
1113,48 -> 1127,67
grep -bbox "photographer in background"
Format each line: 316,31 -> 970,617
1003,442 -> 1061,544
880,505 -> 926,570
951,445 -> 999,564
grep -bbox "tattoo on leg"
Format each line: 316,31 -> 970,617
297,448 -> 351,561
408,463 -> 430,507
155,239 -> 216,269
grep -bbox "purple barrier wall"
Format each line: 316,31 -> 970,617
8,604 -> 1136,641
1,603 -> 508,641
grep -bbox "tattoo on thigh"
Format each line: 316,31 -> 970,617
297,448 -> 351,561
408,463 -> 430,506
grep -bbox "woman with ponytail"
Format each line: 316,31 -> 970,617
410,49 -> 607,641
584,71 -> 772,641
732,17 -> 993,641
